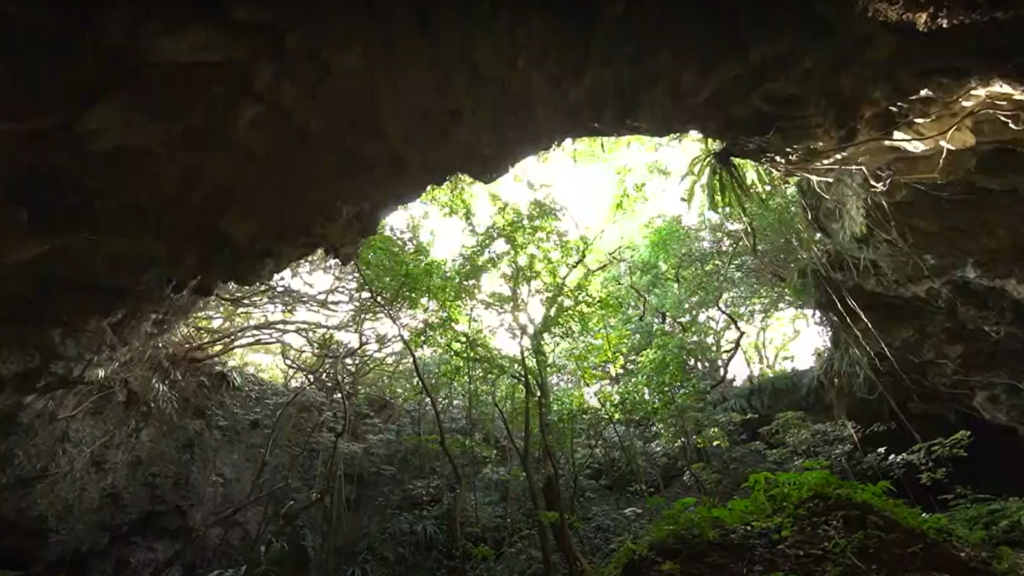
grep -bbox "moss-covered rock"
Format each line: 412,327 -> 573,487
608,469 -> 1016,576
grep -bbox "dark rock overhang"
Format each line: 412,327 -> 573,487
4,1 -> 1024,404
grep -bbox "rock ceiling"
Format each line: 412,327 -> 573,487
4,1 -> 1024,429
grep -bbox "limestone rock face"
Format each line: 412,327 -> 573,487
0,358 -> 383,575
805,81 -> 1024,431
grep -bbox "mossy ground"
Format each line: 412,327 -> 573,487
608,470 -> 1016,576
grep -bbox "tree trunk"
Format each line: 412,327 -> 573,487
542,474 -> 576,571
495,389 -> 556,576
532,338 -> 593,576
406,345 -> 467,576
359,276 -> 467,576
465,331 -> 482,528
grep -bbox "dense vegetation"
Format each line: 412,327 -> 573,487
11,137 -> 1021,576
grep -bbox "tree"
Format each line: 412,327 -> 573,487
166,136 -> 835,576
355,226 -> 479,575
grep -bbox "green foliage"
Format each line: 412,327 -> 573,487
540,510 -> 561,525
758,411 -> 855,469
20,132 -> 1023,576
171,135 -> 954,576
895,430 -> 971,486
947,495 -> 1024,547
681,139 -> 795,256
465,543 -> 496,562
991,547 -> 1024,576
736,469 -> 950,536
656,560 -> 682,574
683,140 -> 766,219
608,469 -> 979,575
605,541 -> 651,576
644,495 -> 668,513
710,371 -> 823,416
863,431 -> 973,488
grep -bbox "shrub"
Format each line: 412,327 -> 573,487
607,468 -> 998,576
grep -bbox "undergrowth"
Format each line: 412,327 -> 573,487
607,467 -> 1016,576
947,495 -> 1024,548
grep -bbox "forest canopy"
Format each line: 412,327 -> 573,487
181,135 -> 822,386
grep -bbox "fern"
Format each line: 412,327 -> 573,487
682,139 -> 775,253
628,469 -> 957,554
947,495 -> 1024,547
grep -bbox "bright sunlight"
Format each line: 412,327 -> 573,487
380,135 -> 825,381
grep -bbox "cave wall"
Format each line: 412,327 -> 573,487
4,1 -> 1024,386
0,362 -> 313,574
807,80 -> 1024,433
0,358 -> 409,575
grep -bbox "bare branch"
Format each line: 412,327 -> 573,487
711,295 -> 744,390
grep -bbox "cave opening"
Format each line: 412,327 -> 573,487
5,2 -> 1024,574
7,128 -> 1024,574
